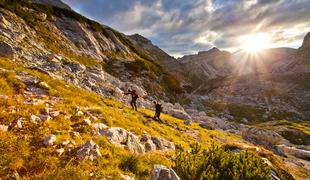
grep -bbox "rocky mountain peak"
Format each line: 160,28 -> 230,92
300,32 -> 310,50
128,33 -> 152,45
32,0 -> 72,10
198,47 -> 220,55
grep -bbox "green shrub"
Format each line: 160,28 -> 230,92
173,144 -> 271,180
119,154 -> 148,178
119,154 -> 140,175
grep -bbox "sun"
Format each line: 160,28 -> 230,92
240,34 -> 271,53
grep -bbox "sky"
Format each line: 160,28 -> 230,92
62,0 -> 310,57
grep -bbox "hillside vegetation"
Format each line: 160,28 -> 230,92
0,57 -> 292,179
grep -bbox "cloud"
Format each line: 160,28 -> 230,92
63,0 -> 310,56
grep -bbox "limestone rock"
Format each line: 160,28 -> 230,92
30,115 -> 41,123
151,137 -> 175,151
49,111 -> 60,118
103,127 -> 128,145
121,174 -> 135,180
44,134 -> 56,146
92,123 -> 108,135
61,140 -> 71,146
241,127 -> 289,153
82,118 -> 92,126
149,165 -> 180,180
145,139 -> 157,152
0,125 -> 8,132
199,116 -> 236,131
276,145 -> 310,160
39,115 -> 52,122
126,133 -> 145,154
123,83 -> 147,97
162,103 -> 192,121
56,148 -> 65,156
0,41 -> 14,58
77,140 -> 102,161
8,118 -> 24,130
76,110 -> 84,117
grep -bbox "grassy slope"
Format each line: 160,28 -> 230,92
0,57 -> 247,178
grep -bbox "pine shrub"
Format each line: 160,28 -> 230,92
173,144 -> 271,180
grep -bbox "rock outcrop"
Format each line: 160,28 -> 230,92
44,134 -> 57,146
300,32 -> 310,50
102,127 -> 175,153
241,127 -> 289,153
77,140 -> 102,161
149,165 -> 180,180
0,41 -> 14,58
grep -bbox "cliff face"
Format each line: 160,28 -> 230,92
178,48 -> 233,83
300,32 -> 310,50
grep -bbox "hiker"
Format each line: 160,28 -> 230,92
125,89 -> 138,111
153,101 -> 162,121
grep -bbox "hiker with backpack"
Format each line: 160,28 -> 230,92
125,89 -> 139,111
153,101 -> 162,121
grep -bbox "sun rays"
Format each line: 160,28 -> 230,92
240,34 -> 271,53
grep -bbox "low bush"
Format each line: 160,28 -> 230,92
173,144 -> 271,180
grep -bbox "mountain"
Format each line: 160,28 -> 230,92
32,0 -> 72,10
300,32 -> 310,50
178,48 -> 233,87
0,0 -> 309,179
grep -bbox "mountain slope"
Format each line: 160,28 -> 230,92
1,57 -> 295,179
0,0 -> 309,179
0,0 -> 182,100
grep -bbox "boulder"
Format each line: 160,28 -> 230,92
55,148 -> 65,156
82,118 -> 92,126
8,118 -> 24,130
30,115 -> 41,124
61,140 -> 71,146
77,140 -> 102,161
0,41 -> 14,58
120,174 -> 135,180
241,127 -> 289,152
103,127 -> 174,153
76,110 -> 84,117
49,111 -> 60,118
126,133 -> 145,154
123,83 -> 147,97
141,132 -> 157,152
0,125 -> 8,132
103,127 -> 129,145
145,139 -> 157,152
149,165 -> 180,180
92,123 -> 108,135
44,134 -> 56,146
275,145 -> 310,161
39,115 -> 52,122
162,103 -> 192,121
199,116 -> 236,131
151,137 -> 175,151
